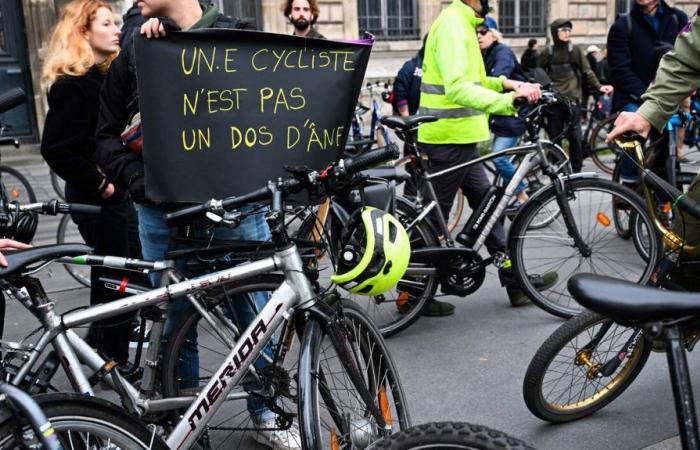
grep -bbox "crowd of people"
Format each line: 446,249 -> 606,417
0,0 -> 696,447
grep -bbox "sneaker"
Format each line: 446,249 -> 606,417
679,156 -> 691,164
499,267 -> 558,307
251,419 -> 302,450
422,299 -> 455,316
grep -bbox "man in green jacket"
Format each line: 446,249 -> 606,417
418,0 -> 556,310
539,19 -> 613,172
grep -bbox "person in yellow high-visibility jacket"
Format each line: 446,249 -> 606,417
418,0 -> 557,312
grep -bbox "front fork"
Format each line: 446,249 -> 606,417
301,299 -> 387,448
552,175 -> 592,256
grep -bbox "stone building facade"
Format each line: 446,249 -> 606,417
5,0 -> 699,138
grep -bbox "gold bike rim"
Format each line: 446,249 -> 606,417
543,325 -> 645,412
447,189 -> 465,233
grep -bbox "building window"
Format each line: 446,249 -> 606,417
499,0 -> 547,36
358,0 -> 419,40
219,0 -> 262,28
616,0 -> 633,15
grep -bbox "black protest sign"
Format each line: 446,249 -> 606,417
134,29 -> 373,203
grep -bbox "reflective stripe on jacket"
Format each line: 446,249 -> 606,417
418,0 -> 517,144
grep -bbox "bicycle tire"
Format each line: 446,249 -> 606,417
0,393 -> 168,449
367,422 -> 536,450
523,310 -> 651,423
56,214 -> 91,288
298,298 -> 410,449
509,177 -> 660,318
0,165 -> 36,204
589,114 -> 618,176
161,275 -> 305,449
49,169 -> 66,200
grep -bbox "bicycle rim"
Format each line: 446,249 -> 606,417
511,178 -> 659,318
524,311 -> 650,422
0,166 -> 36,204
299,299 -> 410,449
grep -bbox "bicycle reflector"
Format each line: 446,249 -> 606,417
331,207 -> 411,297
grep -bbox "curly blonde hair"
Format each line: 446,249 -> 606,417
41,0 -> 117,89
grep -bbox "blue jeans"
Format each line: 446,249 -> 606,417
492,136 -> 527,195
136,204 -> 275,423
619,102 -> 641,183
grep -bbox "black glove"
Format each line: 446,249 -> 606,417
127,171 -> 146,204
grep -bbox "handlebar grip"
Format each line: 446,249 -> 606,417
513,96 -> 528,109
163,203 -> 207,223
642,170 -> 700,221
0,88 -> 25,115
221,186 -> 271,209
67,203 -> 101,215
343,144 -> 400,174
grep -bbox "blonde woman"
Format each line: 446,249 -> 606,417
40,0 -> 134,367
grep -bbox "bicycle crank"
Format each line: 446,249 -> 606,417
410,248 -> 487,297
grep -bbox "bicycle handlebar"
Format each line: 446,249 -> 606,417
0,88 -> 25,115
164,145 -> 400,224
11,200 -> 101,216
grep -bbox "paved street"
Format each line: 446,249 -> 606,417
3,154 -> 700,449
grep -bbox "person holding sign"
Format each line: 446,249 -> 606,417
40,0 -> 138,368
283,0 -> 325,39
418,0 -> 557,309
94,2 -> 302,449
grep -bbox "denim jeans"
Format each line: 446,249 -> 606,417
136,204 -> 275,423
619,102 -> 641,183
491,136 -> 527,195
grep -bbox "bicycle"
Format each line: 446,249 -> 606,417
0,146 -> 410,449
354,92 -> 658,335
523,135 -> 699,424
346,81 -> 393,155
367,422 -> 536,450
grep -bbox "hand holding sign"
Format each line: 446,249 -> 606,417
135,29 -> 372,203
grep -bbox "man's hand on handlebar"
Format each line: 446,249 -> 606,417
504,79 -> 542,105
606,112 -> 653,142
0,239 -> 31,267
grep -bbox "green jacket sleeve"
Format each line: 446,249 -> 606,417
638,13 -> 700,131
435,15 -> 516,116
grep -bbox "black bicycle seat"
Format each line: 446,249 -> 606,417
569,274 -> 700,322
380,115 -> 438,131
0,244 -> 92,278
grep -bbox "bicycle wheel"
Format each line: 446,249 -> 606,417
0,165 -> 36,204
0,393 -> 167,449
523,310 -> 651,423
56,214 -> 91,287
367,422 -> 536,450
349,198 -> 439,337
161,275 -> 303,449
298,299 -> 410,449
589,114 -> 618,175
509,177 -> 659,318
448,189 -> 465,232
49,169 -> 66,200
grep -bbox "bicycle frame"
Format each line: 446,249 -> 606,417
3,189 -> 388,449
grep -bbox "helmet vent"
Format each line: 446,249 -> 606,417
388,221 -> 398,242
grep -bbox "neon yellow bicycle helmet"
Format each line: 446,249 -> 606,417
331,207 -> 411,296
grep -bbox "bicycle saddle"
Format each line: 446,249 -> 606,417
0,244 -> 92,278
380,115 -> 438,131
569,274 -> 700,322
